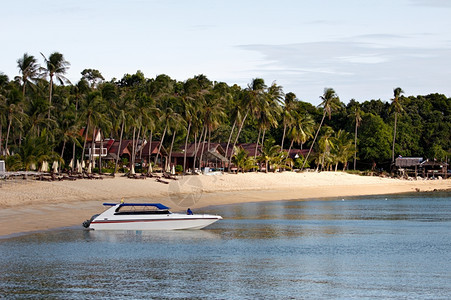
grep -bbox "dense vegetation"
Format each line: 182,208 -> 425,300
1,52 -> 450,173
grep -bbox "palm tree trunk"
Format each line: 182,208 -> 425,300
155,125 -> 167,168
302,111 -> 326,171
48,76 -> 53,120
90,127 -> 96,172
192,132 -> 199,174
280,124 -> 287,151
254,129 -> 261,159
60,141 -> 66,169
71,142 -> 76,171
199,126 -> 208,170
288,139 -> 294,154
168,130 -> 176,170
183,121 -> 191,173
354,123 -> 358,170
81,124 -> 90,171
147,130 -> 153,174
130,127 -> 136,175
113,121 -> 125,176
225,119 -> 236,166
231,110 -> 249,161
99,138 -> 103,174
5,118 -> 12,155
392,112 -> 397,163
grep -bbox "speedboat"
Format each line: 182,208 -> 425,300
83,202 -> 222,230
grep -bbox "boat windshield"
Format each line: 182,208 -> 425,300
114,205 -> 171,215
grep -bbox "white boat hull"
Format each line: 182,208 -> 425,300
90,214 -> 221,230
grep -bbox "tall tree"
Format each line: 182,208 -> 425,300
349,100 -> 363,170
390,87 -> 404,163
16,53 -> 39,101
280,92 -> 297,151
302,88 -> 340,170
40,52 -> 71,120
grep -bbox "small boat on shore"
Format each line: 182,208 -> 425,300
83,202 -> 222,230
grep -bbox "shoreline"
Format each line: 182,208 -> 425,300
1,172 -> 450,237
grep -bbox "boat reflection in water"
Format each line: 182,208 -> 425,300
83,202 -> 222,231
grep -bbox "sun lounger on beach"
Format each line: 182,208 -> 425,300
156,178 -> 169,184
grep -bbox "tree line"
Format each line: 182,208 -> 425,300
0,52 -> 450,174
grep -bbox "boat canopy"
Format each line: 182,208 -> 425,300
103,203 -> 170,210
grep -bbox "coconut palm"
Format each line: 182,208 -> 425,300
390,87 -> 404,163
332,129 -> 355,171
287,110 -> 315,153
40,52 -> 71,120
231,146 -> 257,173
350,102 -> 363,170
79,91 -> 105,170
257,139 -> 281,173
230,78 -> 266,161
317,126 -> 335,171
302,88 -> 340,170
280,92 -> 297,151
16,53 -> 39,101
254,81 -> 283,155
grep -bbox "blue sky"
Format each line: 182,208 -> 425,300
1,0 -> 450,105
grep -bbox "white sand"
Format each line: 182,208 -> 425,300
1,172 -> 449,236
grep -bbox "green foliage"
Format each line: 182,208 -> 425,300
1,52 -> 450,174
231,146 -> 257,173
358,113 -> 392,163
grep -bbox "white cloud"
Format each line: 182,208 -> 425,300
236,36 -> 451,104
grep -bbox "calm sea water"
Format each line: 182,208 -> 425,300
1,192 -> 450,299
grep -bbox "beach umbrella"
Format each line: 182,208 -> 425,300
171,165 -> 175,175
69,159 -> 74,170
52,161 -> 58,174
41,161 -> 48,172
87,162 -> 92,174
76,160 -> 82,173
130,164 -> 135,175
147,162 -> 153,173
82,160 -> 86,168
30,163 -> 36,171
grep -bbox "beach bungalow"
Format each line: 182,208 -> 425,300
138,141 -> 167,169
420,159 -> 449,179
394,157 -> 449,178
171,142 -> 228,172
394,157 -> 423,177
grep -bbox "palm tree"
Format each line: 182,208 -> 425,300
231,146 -> 257,173
40,52 -> 71,120
302,88 -> 340,170
287,110 -> 315,153
391,87 -> 404,163
332,129 -> 355,171
280,92 -> 297,151
181,78 -> 203,172
16,53 -> 39,101
257,139 -> 281,173
317,126 -> 335,171
79,91 -> 104,171
350,103 -> 363,170
254,82 -> 282,155
230,78 -> 266,161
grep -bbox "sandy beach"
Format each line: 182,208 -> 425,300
1,172 -> 449,237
